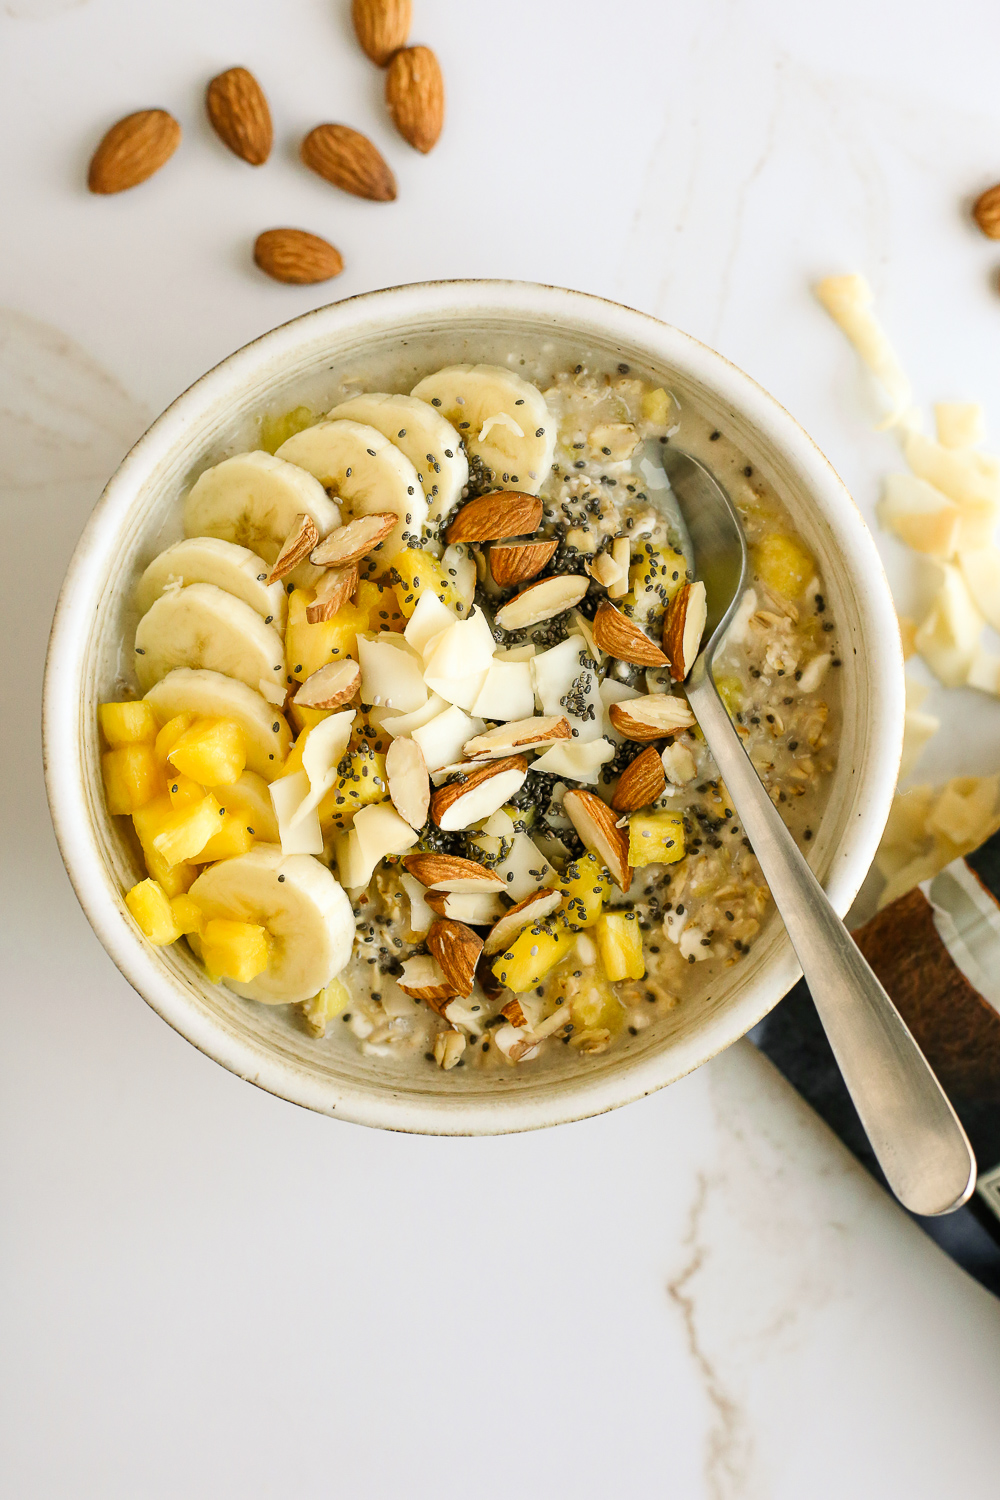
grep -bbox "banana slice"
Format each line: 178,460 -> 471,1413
134,582 -> 286,696
410,365 -> 556,495
183,451 -> 340,567
276,420 -> 428,560
217,770 -> 280,843
144,668 -> 292,780
327,393 -> 468,523
135,536 -> 287,627
189,844 -> 354,1004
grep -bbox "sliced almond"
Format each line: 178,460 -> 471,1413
464,716 -> 571,759
592,601 -> 669,666
385,736 -> 430,829
608,537 -> 631,600
293,658 -> 361,710
489,538 -> 558,586
425,890 -> 505,923
608,695 -> 697,742
611,745 -> 666,812
432,1029 -> 466,1070
562,788 -> 633,892
402,852 -> 506,893
311,512 -> 398,568
483,887 -> 562,956
397,953 -> 455,1011
427,918 -> 482,997
445,490 -> 542,544
662,581 -> 708,681
267,513 -> 320,584
306,564 -> 358,622
495,575 -> 590,632
430,756 -> 528,831
500,997 -> 527,1028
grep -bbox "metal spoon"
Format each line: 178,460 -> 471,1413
653,442 -> 976,1218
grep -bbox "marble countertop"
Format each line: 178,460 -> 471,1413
3,1 -> 1000,1495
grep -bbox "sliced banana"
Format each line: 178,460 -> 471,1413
217,770 -> 280,843
410,365 -> 556,495
135,536 -> 287,627
134,582 -> 286,696
183,451 -> 340,568
189,844 -> 354,1004
327,393 -> 468,523
144,668 -> 292,780
276,420 -> 427,560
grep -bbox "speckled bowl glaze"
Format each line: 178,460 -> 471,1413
43,281 -> 904,1134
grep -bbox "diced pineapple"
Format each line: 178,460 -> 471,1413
288,702 -> 333,736
318,745 -> 388,832
150,793 -> 223,868
167,772 -> 206,809
595,910 -> 645,981
628,810 -> 686,869
169,893 -> 204,936
167,717 -> 246,786
154,712 -> 197,766
99,700 -> 158,747
492,922 -> 576,994
286,588 -> 368,682
556,850 -> 608,930
390,549 -> 463,618
301,976 -> 351,1037
102,743 -> 164,815
547,959 -> 624,1032
751,534 -> 814,600
125,877 -> 182,945
259,405 -> 318,454
132,799 -> 199,895
714,674 -> 744,718
196,809 -> 255,863
200,918 -> 271,984
625,543 -> 687,624
356,577 -> 406,632
640,387 -> 673,426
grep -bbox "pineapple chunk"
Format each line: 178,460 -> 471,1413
628,810 -> 686,868
259,405 -> 317,454
99,700 -> 158,747
301,976 -> 351,1037
125,877 -> 182,945
390,549 -> 463,618
318,745 -> 388,832
102,743 -> 164,815
548,959 -> 624,1031
714,674 -> 744,718
286,588 -> 368,682
150,793 -> 223,868
595,910 -> 645,981
556,850 -> 608,930
288,702 -> 333,736
640,387 -> 673,426
132,798 -> 198,896
356,577 -> 406,632
167,717 -> 246,786
196,809 -> 255,863
492,922 -> 576,994
168,772 -> 206,809
153,712 -> 197,766
200,918 -> 271,984
169,893 -> 204,936
751,534 -> 814,600
625,543 -> 687,624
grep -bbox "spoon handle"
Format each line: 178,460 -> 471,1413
686,663 -> 976,1217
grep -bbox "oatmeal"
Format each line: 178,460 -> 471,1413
100,356 -> 840,1074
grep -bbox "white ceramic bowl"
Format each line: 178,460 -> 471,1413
43,280 -> 904,1134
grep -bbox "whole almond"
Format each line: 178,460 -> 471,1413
446,490 -> 542,544
88,109 -> 181,194
972,183 -> 1000,239
206,67 -> 272,165
489,537 -> 557,586
385,45 -> 444,154
592,601 -> 669,667
253,228 -> 344,284
301,123 -> 397,202
428,918 -> 482,997
611,746 -> 666,813
402,852 -> 506,893
352,0 -> 412,65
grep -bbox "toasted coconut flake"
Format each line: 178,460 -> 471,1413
310,511 -> 398,567
483,887 -> 562,955
267,513 -> 320,584
562,788 -> 633,891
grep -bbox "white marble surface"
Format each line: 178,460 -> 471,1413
3,1 -> 1000,1495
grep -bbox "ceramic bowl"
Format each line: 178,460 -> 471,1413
43,280 -> 904,1133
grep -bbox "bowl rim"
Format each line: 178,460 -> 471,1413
42,277 -> 904,1134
